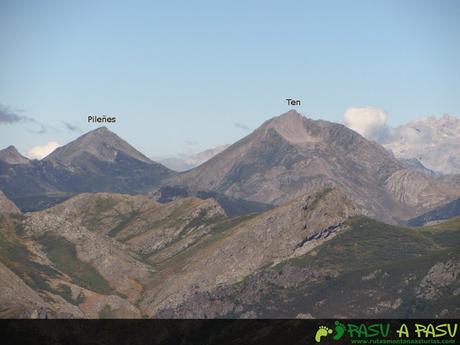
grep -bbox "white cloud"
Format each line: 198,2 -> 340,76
343,106 -> 390,141
26,141 -> 61,159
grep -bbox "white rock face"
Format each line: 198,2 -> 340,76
382,114 -> 460,174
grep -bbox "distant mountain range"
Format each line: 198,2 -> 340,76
0,128 -> 173,211
380,113 -> 460,175
1,110 -> 459,221
156,144 -> 230,172
1,110 -> 460,319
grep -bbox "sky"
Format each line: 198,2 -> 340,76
1,0 -> 459,158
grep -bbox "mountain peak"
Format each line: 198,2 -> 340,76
89,126 -> 110,134
4,145 -> 18,152
264,110 -> 319,144
279,109 -> 302,118
0,145 -> 30,165
269,109 -> 304,124
45,127 -> 153,165
83,126 -> 115,139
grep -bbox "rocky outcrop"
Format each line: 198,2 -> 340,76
416,259 -> 460,300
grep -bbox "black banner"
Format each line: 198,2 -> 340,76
1,319 -> 459,345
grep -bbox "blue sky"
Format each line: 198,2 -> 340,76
0,0 -> 459,158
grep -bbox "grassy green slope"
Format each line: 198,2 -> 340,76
224,216 -> 460,318
286,217 -> 454,271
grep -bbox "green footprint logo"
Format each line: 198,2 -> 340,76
333,321 -> 346,341
315,325 -> 333,343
